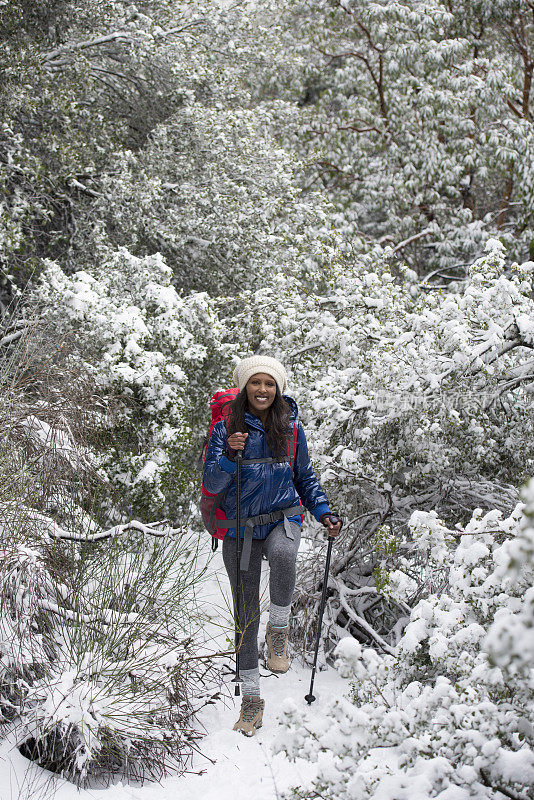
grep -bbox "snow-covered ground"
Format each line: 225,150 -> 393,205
0,540 -> 349,800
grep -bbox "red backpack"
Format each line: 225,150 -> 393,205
199,388 -> 299,549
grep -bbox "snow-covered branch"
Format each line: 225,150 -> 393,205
42,21 -> 205,68
331,577 -> 396,654
38,598 -> 140,626
392,227 -> 434,253
1,504 -> 180,542
0,330 -> 24,347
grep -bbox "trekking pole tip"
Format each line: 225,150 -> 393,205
304,693 -> 315,705
235,683 -> 241,697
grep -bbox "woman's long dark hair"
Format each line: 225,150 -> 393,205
227,386 -> 292,458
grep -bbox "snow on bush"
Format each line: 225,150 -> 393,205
248,239 -> 534,495
0,491 -> 216,784
275,487 -> 534,800
35,248 -> 233,521
485,478 -> 534,693
15,524 -> 212,785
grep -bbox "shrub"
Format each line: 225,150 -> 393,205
275,483 -> 534,800
35,248 -> 234,522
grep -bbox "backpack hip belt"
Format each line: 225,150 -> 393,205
216,504 -> 303,571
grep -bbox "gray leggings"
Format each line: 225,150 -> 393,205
222,521 -> 301,671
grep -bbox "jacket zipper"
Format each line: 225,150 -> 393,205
241,414 -> 266,527
262,422 -> 271,527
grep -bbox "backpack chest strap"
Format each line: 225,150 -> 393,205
240,456 -> 290,465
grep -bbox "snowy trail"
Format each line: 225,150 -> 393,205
0,542 -> 348,800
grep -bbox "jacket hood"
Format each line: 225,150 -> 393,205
283,395 -> 299,422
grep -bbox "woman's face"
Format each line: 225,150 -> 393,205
246,372 -> 277,416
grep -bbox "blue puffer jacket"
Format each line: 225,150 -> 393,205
203,396 -> 330,540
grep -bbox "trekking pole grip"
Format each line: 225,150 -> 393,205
324,514 -> 342,538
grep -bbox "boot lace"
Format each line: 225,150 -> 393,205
242,696 -> 262,722
270,625 -> 288,658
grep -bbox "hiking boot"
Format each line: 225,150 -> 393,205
233,695 -> 265,736
265,622 -> 290,673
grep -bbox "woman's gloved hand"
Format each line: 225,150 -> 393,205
320,513 -> 343,538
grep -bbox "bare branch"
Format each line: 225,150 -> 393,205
0,504 -> 180,542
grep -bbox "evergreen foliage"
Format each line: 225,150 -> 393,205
261,0 -> 534,271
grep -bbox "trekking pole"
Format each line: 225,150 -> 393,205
305,519 -> 340,704
232,449 -> 243,697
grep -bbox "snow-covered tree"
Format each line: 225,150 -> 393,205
237,237 -> 533,508
80,104 -> 323,295
262,0 -> 534,271
1,0 -> 321,300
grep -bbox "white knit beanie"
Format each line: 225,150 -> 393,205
233,356 -> 288,394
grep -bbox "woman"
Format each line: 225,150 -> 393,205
203,355 -> 342,736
